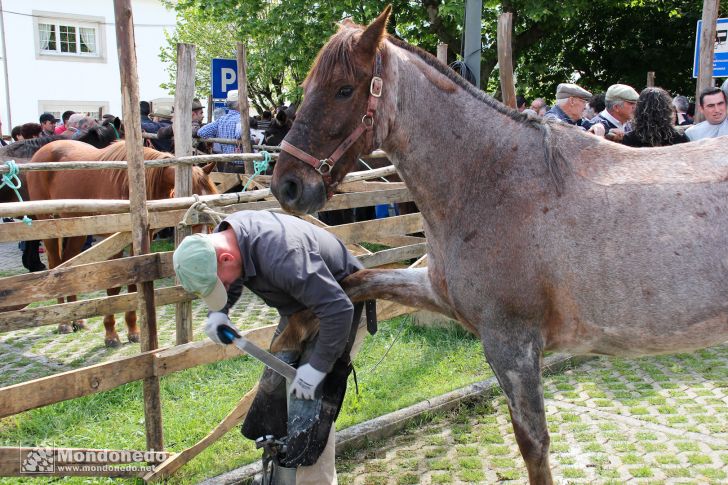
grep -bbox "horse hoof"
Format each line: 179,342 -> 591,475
58,324 -> 73,334
72,320 -> 87,332
128,333 -> 140,344
105,338 -> 121,348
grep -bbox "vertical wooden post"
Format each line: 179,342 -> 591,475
174,43 -> 195,345
646,71 -> 655,88
497,13 -> 516,109
695,0 -> 720,123
236,42 -> 253,173
437,43 -> 448,65
113,0 -> 163,453
207,94 -> 213,123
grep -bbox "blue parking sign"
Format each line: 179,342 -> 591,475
693,18 -> 728,78
211,58 -> 238,99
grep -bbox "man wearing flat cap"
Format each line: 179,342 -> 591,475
544,83 -> 605,136
589,83 -> 639,142
156,98 -> 209,152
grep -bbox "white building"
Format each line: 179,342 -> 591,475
0,0 -> 176,134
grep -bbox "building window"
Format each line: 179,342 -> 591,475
36,17 -> 101,58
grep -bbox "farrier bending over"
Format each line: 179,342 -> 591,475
173,210 -> 366,484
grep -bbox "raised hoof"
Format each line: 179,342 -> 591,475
72,320 -> 87,332
128,333 -> 140,344
58,323 -> 73,334
105,337 -> 122,348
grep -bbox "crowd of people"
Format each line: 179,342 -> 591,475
2,110 -> 104,146
519,79 -> 728,148
137,90 -> 294,173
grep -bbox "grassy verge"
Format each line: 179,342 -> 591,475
0,317 -> 489,484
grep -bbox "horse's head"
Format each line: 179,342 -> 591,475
78,117 -> 123,149
271,6 -> 393,214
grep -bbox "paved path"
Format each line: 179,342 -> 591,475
334,346 -> 727,485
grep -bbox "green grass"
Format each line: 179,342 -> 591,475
0,317 -> 489,484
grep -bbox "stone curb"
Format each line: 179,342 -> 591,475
198,353 -> 590,485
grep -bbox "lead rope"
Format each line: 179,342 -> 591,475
177,194 -> 228,229
241,151 -> 271,192
0,161 -> 32,225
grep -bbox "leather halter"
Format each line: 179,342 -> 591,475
281,54 -> 383,199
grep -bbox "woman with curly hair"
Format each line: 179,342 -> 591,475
622,87 -> 689,147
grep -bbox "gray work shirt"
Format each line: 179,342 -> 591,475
216,210 -> 363,373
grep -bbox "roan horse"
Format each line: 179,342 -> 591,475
27,140 -> 217,347
271,8 -> 728,483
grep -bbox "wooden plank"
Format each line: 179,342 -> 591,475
336,181 -> 406,193
0,447 -> 172,477
326,213 -> 423,244
359,243 -> 427,268
144,385 -> 259,482
497,13 -> 516,109
695,0 -> 720,123
0,210 -> 188,243
209,173 -> 242,193
365,235 -> 425,247
236,42 -> 253,171
56,232 -> 132,269
0,324 -> 276,419
0,253 -> 173,307
322,188 -> 412,211
437,43 -> 448,64
0,286 -> 191,333
174,42 -> 196,346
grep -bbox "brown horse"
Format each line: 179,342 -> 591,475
28,140 -> 217,347
271,8 -> 728,484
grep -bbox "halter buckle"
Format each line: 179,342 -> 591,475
362,114 -> 374,128
317,159 -> 333,175
370,76 -> 383,97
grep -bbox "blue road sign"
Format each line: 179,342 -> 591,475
211,58 -> 238,99
693,18 -> 728,78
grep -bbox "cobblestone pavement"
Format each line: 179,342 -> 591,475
336,346 -> 728,484
2,242 -> 727,484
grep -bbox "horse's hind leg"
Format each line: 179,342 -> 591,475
480,318 -> 553,485
103,286 -> 122,347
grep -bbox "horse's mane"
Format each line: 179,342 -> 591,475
0,135 -> 63,160
95,141 -> 216,198
96,142 -> 174,199
308,25 -> 569,194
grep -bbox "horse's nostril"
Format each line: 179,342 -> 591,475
282,178 -> 301,203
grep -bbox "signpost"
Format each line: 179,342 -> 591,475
693,18 -> 728,78
211,58 -> 238,99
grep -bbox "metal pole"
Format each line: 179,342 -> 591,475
0,0 -> 12,129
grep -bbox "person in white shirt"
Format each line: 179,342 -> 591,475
685,87 -> 728,141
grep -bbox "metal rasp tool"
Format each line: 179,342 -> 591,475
218,323 -> 297,381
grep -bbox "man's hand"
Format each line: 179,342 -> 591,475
605,128 -> 625,142
290,363 -> 326,400
205,311 -> 232,345
588,123 -> 605,137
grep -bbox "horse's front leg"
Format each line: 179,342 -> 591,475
480,317 -> 552,485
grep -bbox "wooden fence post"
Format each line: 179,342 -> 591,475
497,13 -> 516,109
236,42 -> 253,173
113,0 -> 164,453
695,0 -> 720,123
437,43 -> 448,65
174,43 -> 196,345
646,71 -> 655,88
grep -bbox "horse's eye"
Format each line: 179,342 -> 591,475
336,86 -> 354,99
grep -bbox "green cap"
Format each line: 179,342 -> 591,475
173,234 -> 228,311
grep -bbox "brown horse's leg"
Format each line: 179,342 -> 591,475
42,237 -> 74,334
103,286 -> 122,347
125,283 -> 139,343
480,319 -> 552,485
61,236 -> 88,331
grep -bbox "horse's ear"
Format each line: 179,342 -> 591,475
357,5 -> 391,59
202,162 -> 216,174
114,117 -> 121,130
